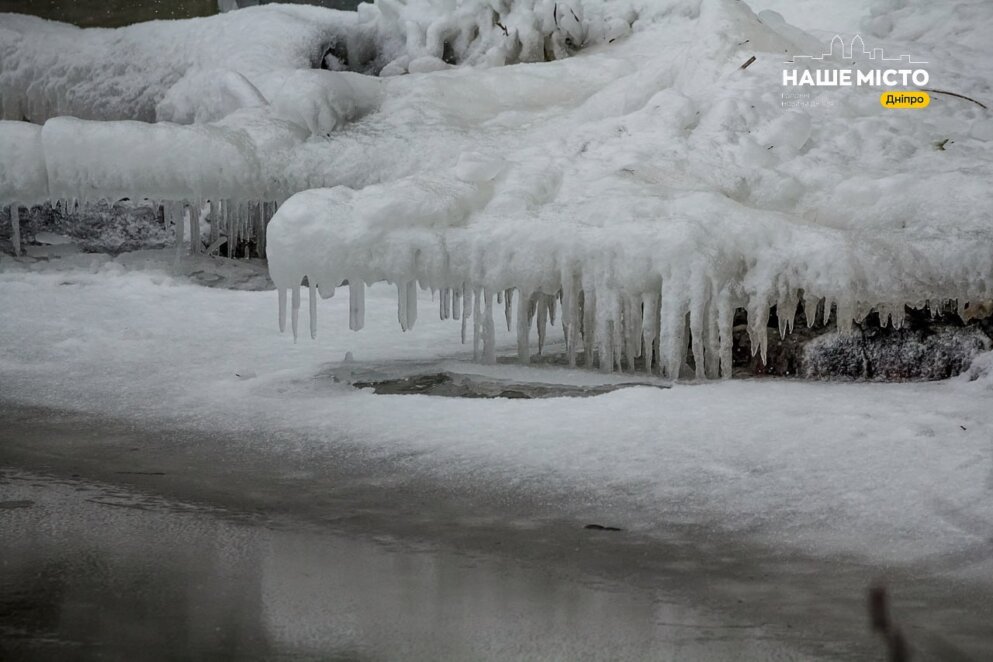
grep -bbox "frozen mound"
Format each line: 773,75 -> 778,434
0,1 -> 624,125
264,0 -> 993,377
0,6 -> 362,123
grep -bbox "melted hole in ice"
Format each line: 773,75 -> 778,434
350,372 -> 668,399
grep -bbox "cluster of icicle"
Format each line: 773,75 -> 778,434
161,199 -> 279,259
4,199 -> 278,260
274,270 -> 941,379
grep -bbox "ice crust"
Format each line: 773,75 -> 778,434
2,0 -> 993,376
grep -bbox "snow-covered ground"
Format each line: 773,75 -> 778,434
1,265 -> 991,575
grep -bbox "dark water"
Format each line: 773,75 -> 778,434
1,471 -> 808,661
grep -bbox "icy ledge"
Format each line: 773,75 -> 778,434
264,171 -> 993,379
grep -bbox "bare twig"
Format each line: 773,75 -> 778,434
740,55 -> 756,70
923,88 -> 988,110
868,585 -> 909,662
495,19 -> 508,36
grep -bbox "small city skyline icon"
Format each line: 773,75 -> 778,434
785,35 -> 928,66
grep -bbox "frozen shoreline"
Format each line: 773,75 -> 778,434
2,272 -> 992,563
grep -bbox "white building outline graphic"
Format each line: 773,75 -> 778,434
785,35 -> 928,66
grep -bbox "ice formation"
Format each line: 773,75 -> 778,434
264,0 -> 993,377
3,0 -> 993,377
0,0 -> 622,257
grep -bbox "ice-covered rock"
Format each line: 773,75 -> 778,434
803,325 -> 992,381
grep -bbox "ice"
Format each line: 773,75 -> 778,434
0,1 -> 622,125
260,0 -> 993,376
8,204 -> 19,257
157,69 -> 269,124
0,7 -> 364,124
349,280 -> 365,331
3,0 -> 993,377
0,121 -> 46,204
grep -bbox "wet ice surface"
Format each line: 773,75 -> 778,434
1,471 -> 807,662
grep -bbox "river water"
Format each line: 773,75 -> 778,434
3,470 -> 804,661
2,406 -> 989,660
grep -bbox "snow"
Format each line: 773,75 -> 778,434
0,267 -> 991,572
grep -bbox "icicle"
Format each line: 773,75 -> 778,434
309,283 -> 318,339
689,294 -> 706,379
9,205 -> 20,257
291,285 -> 301,342
517,290 -> 531,364
624,295 -> 642,372
564,276 -> 581,368
642,292 -> 660,375
583,288 -> 596,368
440,287 -> 451,320
836,299 -> 854,334
659,285 -> 687,379
547,296 -> 557,327
536,295 -> 548,355
452,287 -> 462,320
406,280 -> 418,329
854,300 -> 872,324
600,319 -> 615,373
462,285 -> 472,344
705,295 -> 721,379
717,293 -> 733,379
189,202 -> 200,255
173,202 -> 186,261
227,199 -> 237,258
209,200 -> 221,251
483,290 -> 496,364
612,309 -> 624,372
397,281 -> 409,332
505,288 -> 513,331
803,292 -> 819,328
254,201 -> 266,257
883,303 -> 896,326
349,280 -> 365,331
471,287 -> 481,358
746,299 -> 770,365
891,304 -> 905,330
777,292 -> 798,339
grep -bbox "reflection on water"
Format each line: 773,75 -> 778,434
0,471 -> 802,661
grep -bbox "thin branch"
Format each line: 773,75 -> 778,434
740,55 -> 756,70
923,88 -> 988,110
